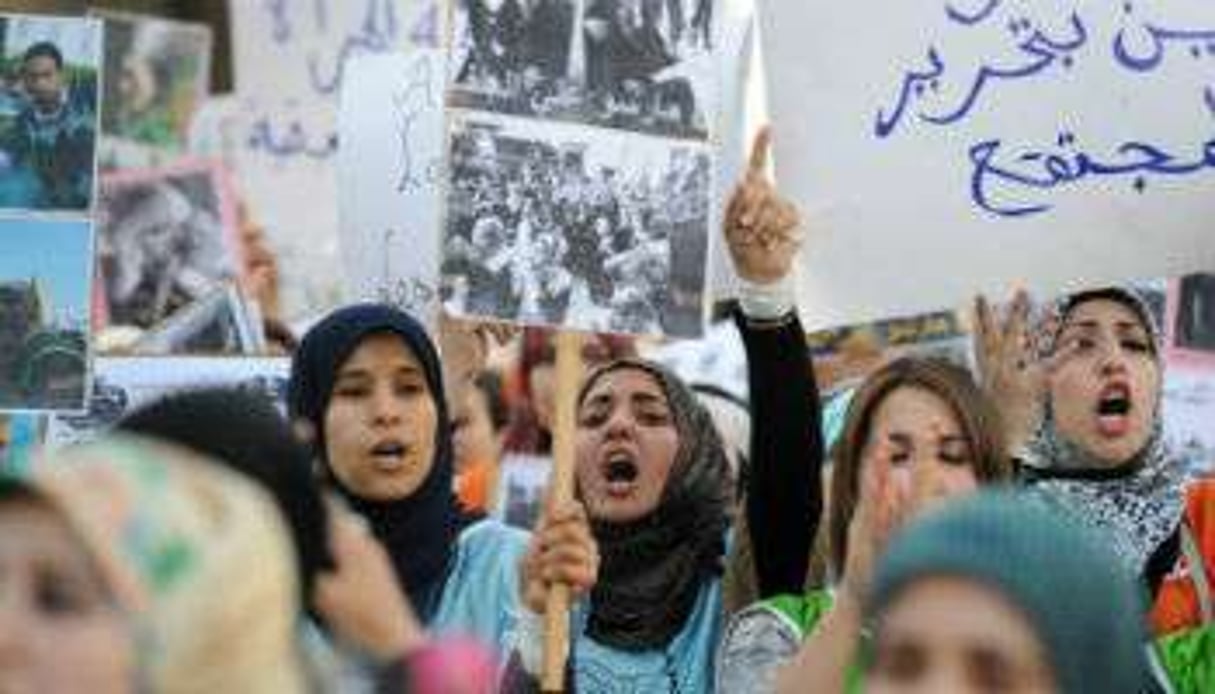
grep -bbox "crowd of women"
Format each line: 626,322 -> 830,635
1,127 -> 1212,693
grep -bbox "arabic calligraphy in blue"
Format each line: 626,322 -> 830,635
873,1 -> 1215,217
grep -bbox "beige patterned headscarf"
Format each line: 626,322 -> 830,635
33,435 -> 306,694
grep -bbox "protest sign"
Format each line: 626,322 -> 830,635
96,160 -> 240,332
337,49 -> 445,329
763,0 -> 1215,329
226,0 -> 442,321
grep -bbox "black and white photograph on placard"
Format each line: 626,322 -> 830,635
441,113 -> 711,337
449,0 -> 717,140
97,160 -> 239,332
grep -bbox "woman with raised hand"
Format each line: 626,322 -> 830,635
718,354 -> 1013,693
976,286 -> 1215,691
714,127 -> 1014,693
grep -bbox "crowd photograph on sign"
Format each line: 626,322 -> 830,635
449,0 -> 718,140
0,1 -> 1211,693
442,113 -> 710,336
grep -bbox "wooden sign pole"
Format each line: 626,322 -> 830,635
542,330 -> 584,693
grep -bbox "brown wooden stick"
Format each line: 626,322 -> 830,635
542,330 -> 583,692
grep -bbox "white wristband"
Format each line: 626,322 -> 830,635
738,277 -> 795,321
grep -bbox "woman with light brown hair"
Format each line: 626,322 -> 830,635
717,355 -> 1014,693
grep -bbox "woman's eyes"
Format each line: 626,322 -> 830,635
333,384 -> 370,398
636,408 -> 671,426
1065,335 -> 1095,352
394,381 -> 426,396
578,408 -> 608,427
1121,338 -> 1151,353
36,573 -> 102,617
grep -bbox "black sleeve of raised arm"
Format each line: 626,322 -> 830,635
733,304 -> 824,598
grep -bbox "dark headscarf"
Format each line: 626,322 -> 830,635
288,303 -> 471,622
1021,287 -> 1185,584
577,359 -> 732,651
119,386 -> 331,612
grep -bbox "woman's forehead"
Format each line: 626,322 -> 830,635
583,366 -> 667,401
1061,297 -> 1147,331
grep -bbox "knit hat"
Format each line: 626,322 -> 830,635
32,435 -> 305,694
868,490 -> 1155,694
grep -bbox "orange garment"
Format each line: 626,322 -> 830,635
1152,477 -> 1215,635
456,458 -> 498,514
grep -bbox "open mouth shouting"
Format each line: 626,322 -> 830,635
602,449 -> 641,498
1095,381 -> 1133,438
369,439 -> 410,471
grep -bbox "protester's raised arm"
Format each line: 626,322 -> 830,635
725,127 -> 822,599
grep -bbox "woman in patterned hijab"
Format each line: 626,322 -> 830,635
30,435 -> 307,693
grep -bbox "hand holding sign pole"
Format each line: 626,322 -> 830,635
542,330 -> 584,692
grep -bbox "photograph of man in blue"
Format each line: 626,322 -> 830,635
0,16 -> 100,212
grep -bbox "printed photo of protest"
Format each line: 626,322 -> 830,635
0,14 -> 101,212
98,11 -> 211,153
96,160 -> 240,333
442,113 -> 711,337
449,0 -> 717,140
0,216 -> 92,412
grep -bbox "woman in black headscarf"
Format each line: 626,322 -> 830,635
288,303 -> 532,649
508,358 -> 733,692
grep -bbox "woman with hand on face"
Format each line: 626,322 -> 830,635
717,355 -> 1013,693
712,127 -> 1012,693
289,304 -> 567,654
976,287 -> 1215,691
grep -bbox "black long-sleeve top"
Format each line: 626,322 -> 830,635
734,306 -> 824,598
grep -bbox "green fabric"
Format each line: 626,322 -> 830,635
764,590 -> 835,639
1157,625 -> 1215,694
761,590 -> 865,693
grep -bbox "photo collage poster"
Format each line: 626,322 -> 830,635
94,159 -> 243,340
0,14 -> 103,413
94,9 -> 213,169
442,0 -> 720,338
